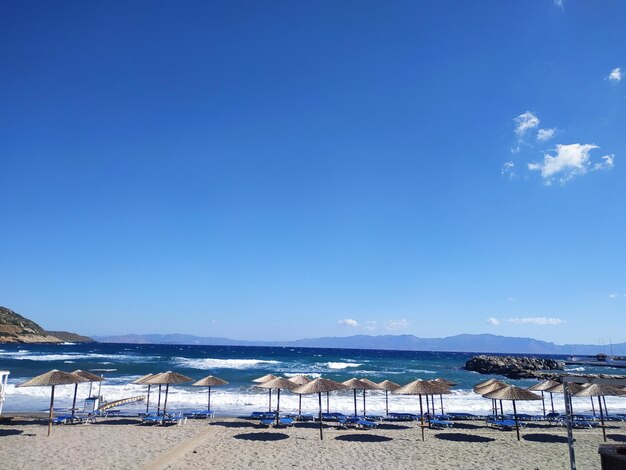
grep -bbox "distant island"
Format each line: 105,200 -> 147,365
92,332 -> 626,356
3,305 -> 622,355
0,306 -> 93,343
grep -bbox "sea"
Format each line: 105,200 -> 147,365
2,343 -> 625,416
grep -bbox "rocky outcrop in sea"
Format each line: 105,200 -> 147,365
0,306 -> 93,343
465,354 -> 564,379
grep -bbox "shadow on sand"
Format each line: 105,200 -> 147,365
377,423 -> 412,431
234,432 -> 289,441
210,421 -> 257,429
0,429 -> 24,436
523,433 -> 569,443
607,434 -> 626,442
335,434 -> 393,443
435,433 -> 495,443
96,418 -> 142,426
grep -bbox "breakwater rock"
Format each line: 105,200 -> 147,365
465,355 -> 564,379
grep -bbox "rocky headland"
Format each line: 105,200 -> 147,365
465,354 -> 564,379
0,306 -> 93,343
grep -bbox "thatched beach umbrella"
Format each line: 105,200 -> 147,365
288,375 -> 311,416
475,378 -> 499,389
342,378 -> 380,417
475,380 -> 507,417
432,378 -> 456,414
527,379 -> 560,416
132,373 -> 155,413
292,378 -> 347,440
573,384 -> 626,442
144,371 -> 193,423
256,377 -> 296,426
192,375 -> 228,414
393,379 -> 447,441
70,370 -> 103,418
426,379 -> 451,416
18,370 -> 89,436
378,380 -> 400,416
545,382 -> 584,415
483,385 -> 541,441
252,374 -> 279,412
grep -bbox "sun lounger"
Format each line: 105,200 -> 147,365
338,417 -> 378,429
365,414 -> 384,421
183,410 -> 215,419
430,419 -> 454,429
572,420 -> 600,429
258,417 -> 294,428
486,419 -> 523,430
447,412 -> 484,421
249,411 -> 276,420
387,412 -> 419,421
321,412 -> 347,421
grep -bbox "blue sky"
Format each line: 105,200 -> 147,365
1,1 -> 625,344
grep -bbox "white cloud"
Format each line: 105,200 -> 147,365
363,320 -> 378,331
554,0 -> 564,9
537,128 -> 555,141
486,317 -> 500,326
609,293 -> 626,299
528,143 -> 614,185
501,161 -> 515,179
338,318 -> 358,327
507,317 -> 564,325
608,68 -> 622,82
515,111 -> 540,137
385,319 -> 409,331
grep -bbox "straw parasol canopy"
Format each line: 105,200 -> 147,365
257,377 -> 297,426
434,378 -> 458,387
527,379 -> 560,416
474,378 -> 500,389
144,371 -> 193,422
288,375 -> 312,416
483,385 -> 541,441
378,380 -> 401,417
132,373 -> 155,413
70,370 -> 104,417
192,375 -> 228,413
573,383 -> 626,441
252,374 -> 278,383
342,378 -> 380,417
18,370 -> 89,436
474,380 -> 507,394
393,379 -> 449,440
292,378 -> 347,440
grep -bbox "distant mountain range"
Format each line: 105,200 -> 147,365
0,306 -> 93,343
92,332 -> 626,355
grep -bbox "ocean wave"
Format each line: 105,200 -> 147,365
283,372 -> 321,379
174,357 -> 281,370
565,366 -> 586,372
0,352 -> 151,362
326,362 -> 362,370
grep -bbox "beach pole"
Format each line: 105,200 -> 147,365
298,394 -> 302,416
71,383 -> 79,418
541,391 -> 546,417
146,384 -> 151,413
157,384 -> 162,413
161,384 -> 170,424
419,394 -> 425,441
326,391 -> 329,413
268,389 -> 272,412
590,397 -> 596,416
362,389 -> 366,417
48,385 -> 55,437
512,400 -> 520,441
207,386 -> 212,412
439,394 -> 444,415
598,396 -> 607,442
318,392 -> 323,440
353,389 -> 357,416
385,390 -> 389,417
276,388 -> 281,427
563,382 -> 577,470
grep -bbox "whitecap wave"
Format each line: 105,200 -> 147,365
0,352 -> 150,362
326,362 -> 362,369
174,357 -> 280,370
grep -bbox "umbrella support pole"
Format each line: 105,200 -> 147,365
326,392 -> 329,413
550,392 -> 555,413
541,391 -> 546,417
157,385 -> 162,414
269,389 -> 272,412
385,390 -> 389,417
353,389 -> 357,416
48,385 -> 55,437
363,390 -> 366,417
599,396 -> 606,442
298,394 -> 302,416
72,383 -> 78,418
276,389 -> 281,427
513,400 -> 520,441
440,394 -> 444,415
591,397 -> 596,417
146,384 -> 151,414
318,392 -> 323,440
419,394 -> 425,441
161,384 -> 170,424
208,386 -> 211,413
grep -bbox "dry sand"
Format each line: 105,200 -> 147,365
1,415 -> 624,469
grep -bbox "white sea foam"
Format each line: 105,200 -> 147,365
5,380 -> 626,417
326,362 -> 362,370
174,357 -> 280,370
0,351 -> 152,362
283,372 -> 321,379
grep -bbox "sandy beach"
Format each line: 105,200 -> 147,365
1,414 -> 624,469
